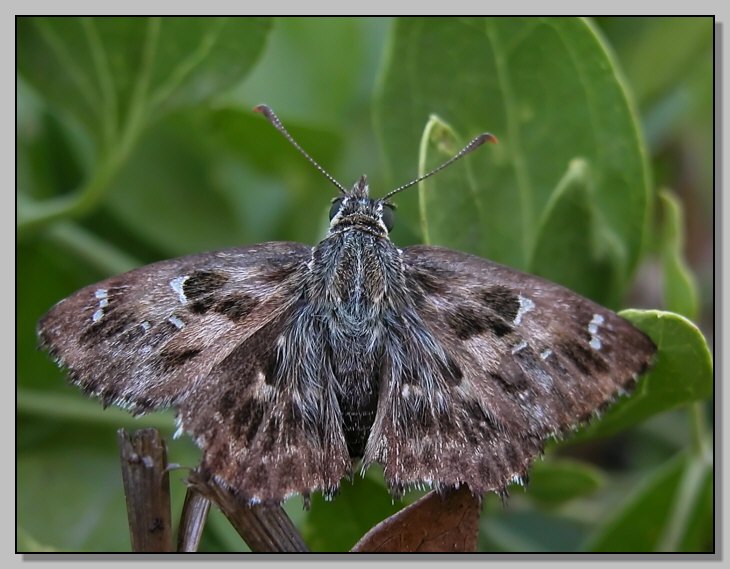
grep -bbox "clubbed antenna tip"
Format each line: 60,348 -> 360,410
253,104 -> 275,120
476,132 -> 499,145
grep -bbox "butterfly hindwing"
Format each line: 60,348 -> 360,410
178,305 -> 350,503
364,245 -> 656,496
37,242 -> 311,414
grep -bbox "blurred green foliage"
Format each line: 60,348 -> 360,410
17,17 -> 713,552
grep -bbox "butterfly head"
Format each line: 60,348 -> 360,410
327,175 -> 395,235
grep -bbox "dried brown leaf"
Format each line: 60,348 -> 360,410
352,487 -> 480,552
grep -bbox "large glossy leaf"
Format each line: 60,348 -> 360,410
375,17 -> 651,306
235,17 -> 391,127
528,158 -> 625,307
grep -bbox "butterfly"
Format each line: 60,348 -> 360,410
38,105 -> 656,505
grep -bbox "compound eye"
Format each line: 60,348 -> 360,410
328,198 -> 344,221
382,204 -> 395,232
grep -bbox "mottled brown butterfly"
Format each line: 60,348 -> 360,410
38,105 -> 656,505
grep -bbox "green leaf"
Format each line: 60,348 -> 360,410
577,310 -> 713,440
236,17 -> 391,126
528,158 -> 625,306
480,498 -> 589,552
17,79 -> 85,202
18,17 -> 272,146
302,475 -> 401,551
526,458 -> 605,506
105,107 -> 342,257
17,17 -> 272,234
416,114 -> 487,250
584,451 -> 712,552
375,17 -> 652,304
658,190 -> 700,320
676,453 -> 714,551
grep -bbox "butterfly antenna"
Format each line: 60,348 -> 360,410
254,104 -> 348,195
381,132 -> 498,201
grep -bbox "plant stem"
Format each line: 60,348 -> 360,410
17,149 -> 124,237
46,221 -> 141,275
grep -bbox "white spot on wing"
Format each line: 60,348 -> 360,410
168,315 -> 185,329
540,349 -> 552,360
588,313 -> 605,351
514,295 -> 535,325
401,384 -> 410,398
92,288 -> 109,321
588,313 -> 604,334
173,415 -> 184,439
511,340 -> 528,354
141,321 -> 151,332
170,276 -> 189,304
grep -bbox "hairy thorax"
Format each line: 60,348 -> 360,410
307,229 -> 403,456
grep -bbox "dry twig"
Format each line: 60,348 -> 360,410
177,488 -> 211,552
117,428 -> 174,552
187,469 -> 309,552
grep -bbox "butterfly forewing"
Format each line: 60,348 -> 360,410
363,245 -> 656,496
38,242 -> 311,413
